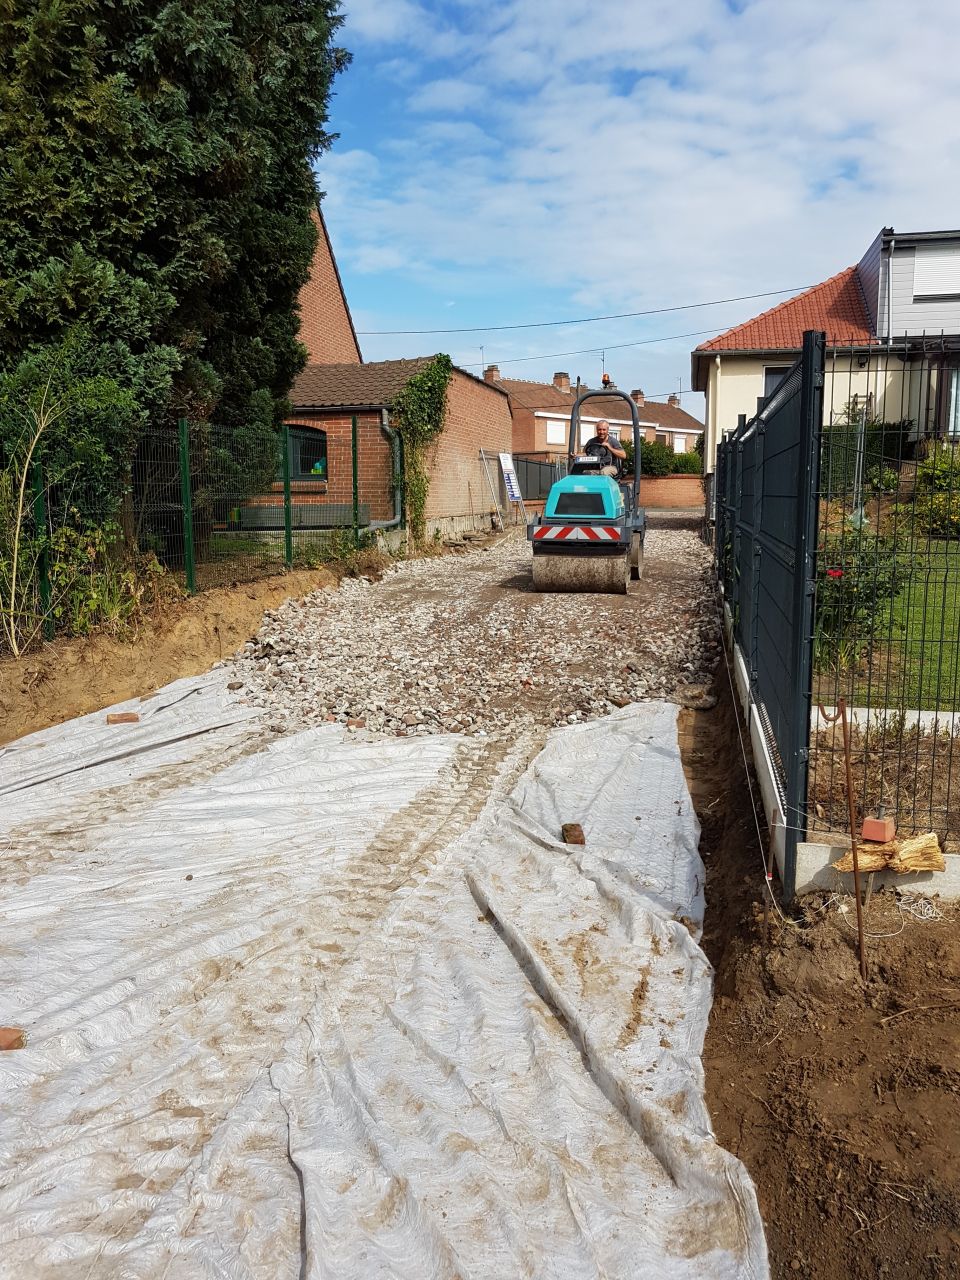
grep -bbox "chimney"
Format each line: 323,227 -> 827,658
483,364 -> 500,383
552,371 -> 570,392
668,392 -> 680,407
631,388 -> 645,407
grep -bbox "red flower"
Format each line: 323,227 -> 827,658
826,568 -> 843,578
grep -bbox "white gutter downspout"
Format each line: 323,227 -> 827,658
712,353 -> 721,467
886,236 -> 895,349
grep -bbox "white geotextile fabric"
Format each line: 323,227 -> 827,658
0,677 -> 768,1279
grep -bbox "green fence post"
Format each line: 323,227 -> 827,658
31,459 -> 54,640
282,423 -> 294,567
178,417 -> 196,593
352,414 -> 360,549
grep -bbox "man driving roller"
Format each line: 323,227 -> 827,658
583,419 -> 626,477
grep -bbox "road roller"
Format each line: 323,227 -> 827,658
527,384 -> 645,593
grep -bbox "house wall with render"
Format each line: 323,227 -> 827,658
701,352 -> 938,474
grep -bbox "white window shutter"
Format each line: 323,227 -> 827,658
913,245 -> 960,298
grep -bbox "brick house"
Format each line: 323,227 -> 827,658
484,367 -> 704,457
245,358 -> 513,538
297,207 -> 363,365
242,205 -> 515,537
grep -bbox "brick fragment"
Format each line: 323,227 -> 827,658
106,712 -> 140,725
862,816 -> 896,843
561,823 -> 586,845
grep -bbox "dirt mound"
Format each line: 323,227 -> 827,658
0,567 -> 336,745
688,681 -> 960,1280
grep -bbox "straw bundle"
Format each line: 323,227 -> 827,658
833,831 -> 944,875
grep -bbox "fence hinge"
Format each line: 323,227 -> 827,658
813,369 -> 824,388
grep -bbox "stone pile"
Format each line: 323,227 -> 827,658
226,524 -> 720,738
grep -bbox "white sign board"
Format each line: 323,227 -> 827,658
498,452 -> 524,504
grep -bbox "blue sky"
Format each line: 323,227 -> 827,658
317,0 -> 960,421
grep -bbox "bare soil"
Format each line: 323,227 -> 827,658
686,684 -> 960,1280
808,721 -> 960,854
0,566 -> 337,745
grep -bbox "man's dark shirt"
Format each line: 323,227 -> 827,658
584,436 -> 622,474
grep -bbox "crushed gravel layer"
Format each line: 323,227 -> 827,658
227,516 -> 720,738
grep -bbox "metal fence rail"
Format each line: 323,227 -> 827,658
714,331 -> 824,899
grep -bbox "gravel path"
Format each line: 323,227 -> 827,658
228,516 -> 720,738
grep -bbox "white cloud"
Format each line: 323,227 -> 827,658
320,0 -> 960,409
340,0 -> 426,42
408,77 -> 486,113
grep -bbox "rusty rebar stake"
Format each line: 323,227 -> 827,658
817,697 -> 868,982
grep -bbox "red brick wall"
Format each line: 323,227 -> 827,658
510,404 -> 537,453
296,210 -> 363,365
245,412 -> 394,521
425,371 -> 514,521
639,475 -> 704,509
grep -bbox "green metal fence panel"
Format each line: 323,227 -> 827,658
30,459 -> 54,640
177,418 -> 196,594
281,423 -> 293,568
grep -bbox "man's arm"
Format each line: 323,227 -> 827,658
606,438 -> 627,460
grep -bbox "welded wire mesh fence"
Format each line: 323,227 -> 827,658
717,333 -> 960,863
808,340 -> 960,846
2,416 -> 394,654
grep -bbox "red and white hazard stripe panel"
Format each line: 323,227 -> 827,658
533,525 -> 621,542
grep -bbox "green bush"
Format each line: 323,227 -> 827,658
639,440 -> 674,477
914,492 -> 960,539
820,405 -> 912,496
672,451 -> 702,475
916,444 -> 960,492
911,444 -> 960,539
815,533 -> 912,672
867,465 -> 899,494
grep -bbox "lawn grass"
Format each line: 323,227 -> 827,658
815,537 -> 960,712
889,538 -> 960,709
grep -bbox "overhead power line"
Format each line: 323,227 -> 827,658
356,285 -> 812,336
456,326 -> 720,369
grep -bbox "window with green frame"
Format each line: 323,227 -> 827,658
287,426 -> 328,480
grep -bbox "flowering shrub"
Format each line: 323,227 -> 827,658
912,444 -> 960,539
815,534 -> 912,673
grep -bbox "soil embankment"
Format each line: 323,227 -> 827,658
0,567 -> 336,745
685,681 -> 960,1280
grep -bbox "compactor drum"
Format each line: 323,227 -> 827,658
527,385 -> 646,594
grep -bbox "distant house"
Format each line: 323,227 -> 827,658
244,358 -> 513,538
483,367 -> 703,457
692,226 -> 960,476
